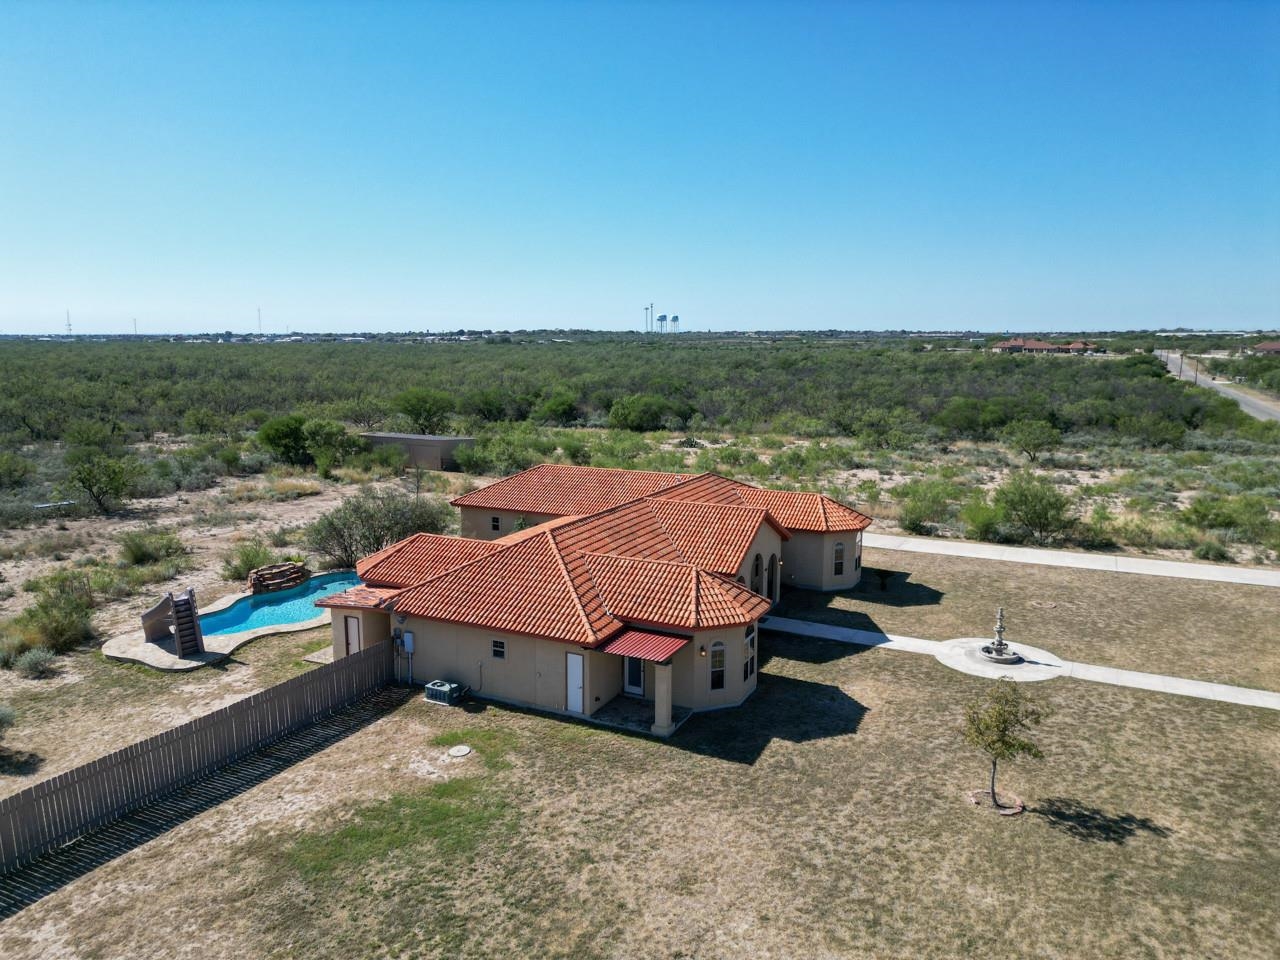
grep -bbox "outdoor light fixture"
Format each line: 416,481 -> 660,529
699,645 -> 706,657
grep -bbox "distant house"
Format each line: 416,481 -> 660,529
1253,341 -> 1280,356
1064,341 -> 1101,354
991,337 -> 1064,354
319,465 -> 872,736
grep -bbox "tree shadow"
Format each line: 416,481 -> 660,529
1031,797 -> 1172,844
778,569 -> 943,618
0,748 -> 45,777
850,568 -> 945,607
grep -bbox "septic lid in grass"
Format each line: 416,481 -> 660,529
446,744 -> 472,758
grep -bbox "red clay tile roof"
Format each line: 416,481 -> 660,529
598,629 -> 689,663
550,497 -> 787,575
451,463 -> 695,515
316,585 -> 401,610
454,465 -> 870,535
385,532 -> 623,646
1254,341 -> 1280,352
331,467 -> 865,645
356,533 -> 500,588
993,337 -> 1063,351
577,552 -> 771,630
650,473 -> 872,533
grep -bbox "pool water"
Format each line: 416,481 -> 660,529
200,571 -> 361,637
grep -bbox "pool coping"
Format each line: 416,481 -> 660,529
100,573 -> 351,673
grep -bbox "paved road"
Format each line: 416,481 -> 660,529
862,533 -> 1280,587
1156,350 -> 1280,422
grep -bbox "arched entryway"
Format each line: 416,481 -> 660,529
767,553 -> 779,603
750,553 -> 763,594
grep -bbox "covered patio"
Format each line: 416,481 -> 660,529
596,628 -> 691,736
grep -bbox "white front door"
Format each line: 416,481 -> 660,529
623,656 -> 644,696
566,653 -> 584,713
344,615 -> 361,656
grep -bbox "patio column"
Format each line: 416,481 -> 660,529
651,661 -> 675,737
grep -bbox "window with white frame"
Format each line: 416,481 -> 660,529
833,541 -> 845,576
491,638 -> 506,659
743,623 -> 757,681
710,642 -> 725,690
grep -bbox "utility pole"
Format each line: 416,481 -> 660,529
65,309 -> 71,337
258,307 -> 262,335
133,317 -> 138,336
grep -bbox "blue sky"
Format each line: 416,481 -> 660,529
1,0 -> 1277,334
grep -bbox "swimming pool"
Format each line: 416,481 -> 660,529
199,570 -> 361,637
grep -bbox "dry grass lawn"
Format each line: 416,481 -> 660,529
0,626 -> 329,795
1,628 -> 1277,960
778,546 -> 1280,690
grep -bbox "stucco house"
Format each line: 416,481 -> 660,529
319,465 -> 872,736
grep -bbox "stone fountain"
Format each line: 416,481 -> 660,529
980,607 -> 1023,664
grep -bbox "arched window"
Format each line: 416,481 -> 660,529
743,624 -> 757,681
751,553 -> 763,594
710,642 -> 725,690
767,553 -> 778,600
833,541 -> 845,577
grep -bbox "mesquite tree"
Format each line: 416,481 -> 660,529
963,678 -> 1048,808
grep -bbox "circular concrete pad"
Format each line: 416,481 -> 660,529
446,745 -> 473,758
935,638 -> 1067,682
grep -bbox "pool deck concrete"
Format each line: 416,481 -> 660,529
101,585 -> 332,672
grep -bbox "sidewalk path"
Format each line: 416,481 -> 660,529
862,533 -> 1280,588
761,616 -> 1280,712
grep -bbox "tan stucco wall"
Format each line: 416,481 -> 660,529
782,531 -> 862,591
679,624 -> 759,710
402,618 -> 617,717
329,608 -> 391,659
459,507 -> 560,540
736,525 -> 784,600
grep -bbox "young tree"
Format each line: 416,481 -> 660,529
301,419 -> 363,476
67,454 -> 143,513
993,471 -> 1072,543
963,678 -> 1048,809
257,414 -> 312,466
1000,419 -> 1061,462
394,388 -> 454,435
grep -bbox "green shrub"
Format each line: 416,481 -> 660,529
118,527 -> 186,566
1192,538 -> 1233,562
896,478 -> 961,535
221,539 -> 281,581
12,589 -> 95,653
0,634 -> 30,669
0,703 -> 14,742
958,492 -> 1003,541
14,647 -> 56,678
308,488 -> 453,569
992,472 -> 1073,543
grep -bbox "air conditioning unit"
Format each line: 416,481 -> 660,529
424,680 -> 468,705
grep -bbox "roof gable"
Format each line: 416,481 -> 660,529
387,532 -> 622,646
356,533 -> 500,588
